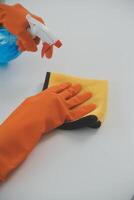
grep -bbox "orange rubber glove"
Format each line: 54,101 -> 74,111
0,3 -> 45,53
0,82 -> 96,181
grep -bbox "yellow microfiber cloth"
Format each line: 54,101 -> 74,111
43,72 -> 108,129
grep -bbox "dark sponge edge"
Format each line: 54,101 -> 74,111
59,115 -> 101,130
43,72 -> 51,90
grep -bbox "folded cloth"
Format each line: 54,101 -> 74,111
43,72 -> 108,129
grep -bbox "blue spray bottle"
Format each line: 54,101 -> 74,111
0,26 -> 21,65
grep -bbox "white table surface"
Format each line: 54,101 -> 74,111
0,0 -> 134,199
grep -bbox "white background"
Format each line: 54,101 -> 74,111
0,0 -> 134,199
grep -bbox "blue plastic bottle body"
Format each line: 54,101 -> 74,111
0,26 -> 21,64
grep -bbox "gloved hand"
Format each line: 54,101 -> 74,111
0,82 -> 96,181
0,3 -> 44,52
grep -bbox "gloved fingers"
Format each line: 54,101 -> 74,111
0,10 -> 6,22
13,3 -> 27,11
0,3 -> 7,23
69,103 -> 96,121
48,82 -> 72,93
0,3 -> 10,10
67,92 -> 92,109
34,37 -> 40,45
45,46 -> 53,59
19,30 -> 37,52
41,42 -> 50,57
17,36 -> 40,52
41,43 -> 53,58
59,84 -> 81,100
16,39 -> 25,52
